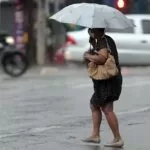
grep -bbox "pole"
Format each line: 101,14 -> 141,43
148,0 -> 150,13
26,0 -> 36,64
54,0 -> 59,12
45,0 -> 50,15
36,0 -> 47,65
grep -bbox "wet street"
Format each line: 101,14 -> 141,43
0,66 -> 150,150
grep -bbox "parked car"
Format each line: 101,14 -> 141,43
64,14 -> 150,66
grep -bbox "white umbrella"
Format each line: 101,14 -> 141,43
50,3 -> 135,29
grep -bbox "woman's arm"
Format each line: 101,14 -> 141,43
84,48 -> 108,65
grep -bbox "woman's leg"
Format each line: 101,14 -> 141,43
83,104 -> 102,143
101,102 -> 122,141
90,104 -> 102,137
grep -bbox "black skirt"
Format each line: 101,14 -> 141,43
90,75 -> 122,106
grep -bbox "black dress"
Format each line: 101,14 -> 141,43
90,35 -> 122,106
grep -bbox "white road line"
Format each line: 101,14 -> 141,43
0,126 -> 62,139
72,81 -> 150,89
73,83 -> 91,89
117,107 -> 150,116
123,81 -> 150,87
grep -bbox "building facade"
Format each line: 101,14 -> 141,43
0,0 -> 15,35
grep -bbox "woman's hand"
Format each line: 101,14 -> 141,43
84,52 -> 96,63
88,62 -> 96,68
84,52 -> 91,59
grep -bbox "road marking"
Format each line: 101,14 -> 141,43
117,107 -> 150,116
29,126 -> 62,133
72,81 -> 150,89
123,81 -> 150,87
73,83 -> 91,89
40,67 -> 59,75
0,126 -> 61,139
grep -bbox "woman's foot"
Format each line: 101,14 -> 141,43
82,136 -> 100,143
104,138 -> 124,148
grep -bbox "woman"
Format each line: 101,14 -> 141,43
83,28 -> 124,147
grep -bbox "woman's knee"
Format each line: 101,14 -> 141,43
90,104 -> 100,111
101,103 -> 113,115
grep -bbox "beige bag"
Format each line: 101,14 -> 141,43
88,37 -> 119,80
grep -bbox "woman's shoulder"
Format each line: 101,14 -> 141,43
96,37 -> 107,50
105,35 -> 116,44
95,35 -> 116,51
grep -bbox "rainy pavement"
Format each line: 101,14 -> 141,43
0,66 -> 150,150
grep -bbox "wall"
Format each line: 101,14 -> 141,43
0,2 -> 15,35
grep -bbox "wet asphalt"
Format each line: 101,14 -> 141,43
0,66 -> 150,150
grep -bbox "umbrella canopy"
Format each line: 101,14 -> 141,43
50,3 -> 135,29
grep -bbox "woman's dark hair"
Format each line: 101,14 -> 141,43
88,28 -> 95,44
88,28 -> 93,35
97,28 -> 105,32
89,36 -> 95,44
89,28 -> 105,33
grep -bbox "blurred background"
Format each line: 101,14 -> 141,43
0,0 -> 150,66
1,1 -> 150,149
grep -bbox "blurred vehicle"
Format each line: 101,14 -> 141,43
47,19 -> 66,64
54,43 -> 67,65
0,31 -> 15,48
64,14 -> 150,66
0,31 -> 28,77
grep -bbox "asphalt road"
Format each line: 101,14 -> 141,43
0,66 -> 150,150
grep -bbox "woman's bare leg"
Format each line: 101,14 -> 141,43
90,104 -> 102,137
101,102 -> 121,140
83,104 -> 102,143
